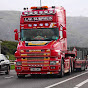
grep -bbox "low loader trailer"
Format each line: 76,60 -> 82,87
14,6 -> 87,78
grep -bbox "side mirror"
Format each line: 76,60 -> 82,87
63,27 -> 66,30
14,29 -> 18,33
63,30 -> 67,38
14,29 -> 19,41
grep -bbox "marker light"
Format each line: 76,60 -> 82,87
39,23 -> 43,26
44,10 -> 48,14
31,7 -> 37,9
42,6 -> 48,9
34,24 -> 37,26
28,24 -> 32,27
29,11 -> 33,15
31,6 -> 48,10
24,12 -> 28,15
45,23 -> 49,26
39,11 -> 43,14
49,10 -> 53,14
34,11 -> 38,14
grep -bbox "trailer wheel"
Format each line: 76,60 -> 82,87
83,63 -> 86,71
17,74 -> 25,78
59,61 -> 64,78
81,63 -> 85,71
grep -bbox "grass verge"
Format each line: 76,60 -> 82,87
11,65 -> 15,70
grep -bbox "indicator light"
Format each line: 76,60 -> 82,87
45,23 -> 49,26
44,10 -> 48,14
34,24 -> 37,26
39,11 -> 43,14
39,23 -> 43,26
29,11 -> 33,15
28,24 -> 32,27
24,12 -> 28,15
34,11 -> 38,14
49,10 -> 53,14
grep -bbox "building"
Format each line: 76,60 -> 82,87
0,41 -> 2,54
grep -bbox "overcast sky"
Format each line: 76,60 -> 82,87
0,0 -> 88,16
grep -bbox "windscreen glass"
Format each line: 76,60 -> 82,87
21,28 -> 59,41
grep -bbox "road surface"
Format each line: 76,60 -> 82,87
0,69 -> 88,88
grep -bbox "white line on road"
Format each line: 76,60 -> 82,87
45,71 -> 88,88
73,79 -> 88,88
5,76 -> 14,79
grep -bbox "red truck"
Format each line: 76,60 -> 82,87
14,6 -> 87,78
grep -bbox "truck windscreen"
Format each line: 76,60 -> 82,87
21,28 -> 59,41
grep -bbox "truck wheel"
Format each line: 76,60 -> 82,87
81,63 -> 85,71
68,64 -> 71,75
17,74 -> 25,78
83,64 -> 85,71
59,61 -> 64,78
71,61 -> 74,72
5,66 -> 10,75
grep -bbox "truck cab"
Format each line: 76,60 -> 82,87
14,6 -> 72,78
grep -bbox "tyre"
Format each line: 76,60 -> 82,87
68,64 -> 71,75
5,66 -> 10,75
71,61 -> 74,72
68,60 -> 72,75
59,61 -> 64,78
83,64 -> 85,71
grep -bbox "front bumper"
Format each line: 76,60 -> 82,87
15,65 -> 61,75
0,65 -> 8,71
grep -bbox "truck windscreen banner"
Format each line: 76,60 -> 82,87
24,16 -> 53,22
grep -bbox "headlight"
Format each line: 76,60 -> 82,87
45,23 -> 49,26
24,12 -> 28,15
49,10 -> 53,14
34,11 -> 38,14
16,62 -> 22,66
44,10 -> 48,14
50,61 -> 59,65
29,11 -> 33,15
46,49 -> 50,52
39,11 -> 43,14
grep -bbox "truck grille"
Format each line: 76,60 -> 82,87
27,61 -> 49,67
22,59 -> 49,67
28,61 -> 44,64
27,57 -> 44,60
21,53 -> 50,57
27,53 -> 44,56
22,57 -> 50,61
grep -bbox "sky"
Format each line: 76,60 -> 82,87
0,0 -> 88,17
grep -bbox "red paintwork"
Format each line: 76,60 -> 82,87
14,6 -> 85,76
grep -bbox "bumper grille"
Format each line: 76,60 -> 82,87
28,61 -> 44,64
27,53 -> 44,56
27,57 -> 49,60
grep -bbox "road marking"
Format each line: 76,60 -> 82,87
5,76 -> 14,79
45,71 -> 88,88
73,79 -> 88,88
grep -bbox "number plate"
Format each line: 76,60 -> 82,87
30,68 -> 41,71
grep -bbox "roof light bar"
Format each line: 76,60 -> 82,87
31,6 -> 48,10
23,10 -> 55,16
